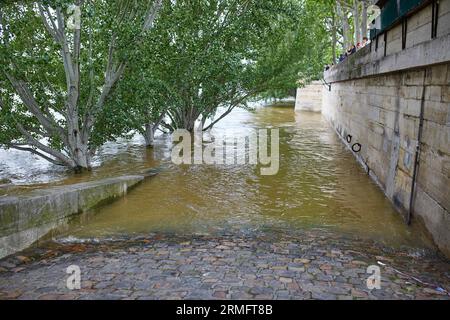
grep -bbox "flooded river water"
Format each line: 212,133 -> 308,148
0,104 -> 436,253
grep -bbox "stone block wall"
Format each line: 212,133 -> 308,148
323,0 -> 450,257
295,81 -> 323,112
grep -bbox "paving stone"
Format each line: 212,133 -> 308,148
0,232 -> 448,301
279,277 -> 293,283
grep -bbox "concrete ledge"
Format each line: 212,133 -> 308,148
325,34 -> 450,83
0,171 -> 158,258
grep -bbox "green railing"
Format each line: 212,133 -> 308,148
380,0 -> 428,32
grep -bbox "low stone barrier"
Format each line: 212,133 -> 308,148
0,170 -> 158,259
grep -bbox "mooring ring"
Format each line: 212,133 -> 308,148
352,143 -> 362,153
346,135 -> 352,143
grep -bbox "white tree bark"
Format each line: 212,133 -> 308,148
331,6 -> 337,63
353,0 -> 361,45
361,0 -> 368,40
5,1 -> 163,171
336,0 -> 351,49
144,123 -> 156,147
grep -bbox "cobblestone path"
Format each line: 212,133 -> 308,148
0,229 -> 449,300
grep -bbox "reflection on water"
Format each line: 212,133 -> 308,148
0,104 -> 435,250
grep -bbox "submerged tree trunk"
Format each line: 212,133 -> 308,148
184,109 -> 198,132
144,122 -> 155,147
141,107 -> 168,147
68,137 -> 92,171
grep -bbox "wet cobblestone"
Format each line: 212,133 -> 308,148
0,229 -> 449,300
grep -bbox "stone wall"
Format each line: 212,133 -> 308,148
295,81 -> 323,112
0,171 -> 157,259
323,0 -> 450,257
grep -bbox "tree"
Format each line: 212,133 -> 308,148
336,0 -> 351,50
353,0 -> 361,44
0,0 -> 162,171
334,0 -> 370,52
361,0 -> 368,42
120,0 -> 333,137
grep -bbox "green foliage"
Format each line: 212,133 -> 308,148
110,0 -> 334,132
1,0 -> 338,167
0,0 -> 160,166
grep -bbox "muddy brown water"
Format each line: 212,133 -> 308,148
0,104 -> 437,253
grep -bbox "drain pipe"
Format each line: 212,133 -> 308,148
320,78 -> 331,91
407,72 -> 427,225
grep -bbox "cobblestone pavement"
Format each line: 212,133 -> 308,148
0,229 -> 449,300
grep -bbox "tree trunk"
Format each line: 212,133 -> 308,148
3,1 -> 163,173
353,0 -> 361,45
68,118 -> 91,171
332,7 -> 337,64
185,119 -> 196,132
144,122 -> 155,147
337,1 -> 350,49
361,0 -> 368,40
174,107 -> 200,132
71,147 -> 91,172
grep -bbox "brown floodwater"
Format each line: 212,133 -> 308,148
25,104 -> 432,252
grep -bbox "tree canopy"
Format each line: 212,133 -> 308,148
0,0 -> 333,170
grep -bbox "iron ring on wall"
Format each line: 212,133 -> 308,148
346,135 -> 352,143
352,143 -> 362,153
